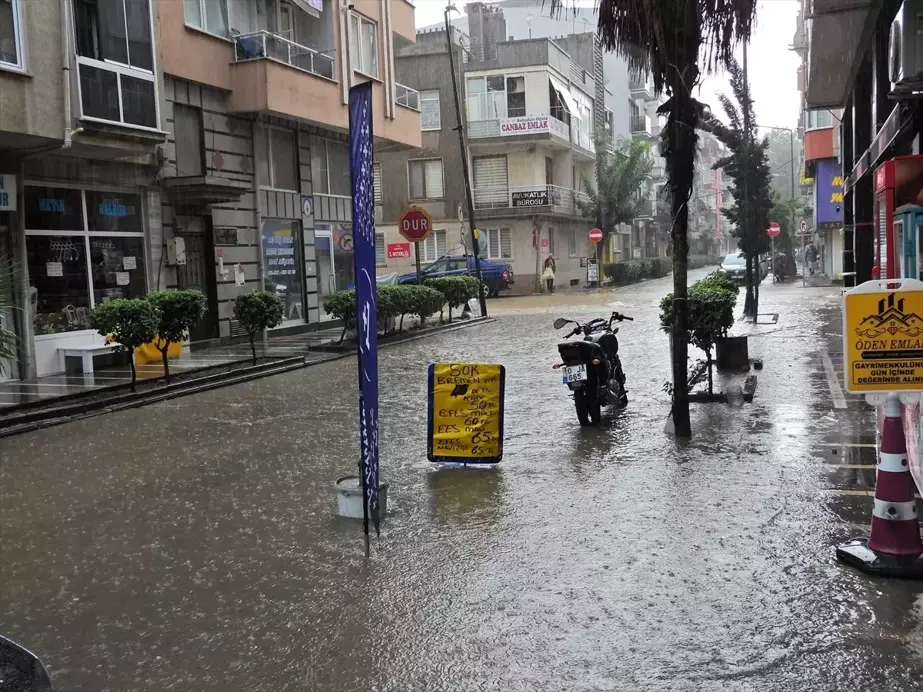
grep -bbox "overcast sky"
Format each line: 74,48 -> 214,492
412,0 -> 803,132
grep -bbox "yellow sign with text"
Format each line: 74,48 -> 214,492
844,281 -> 923,393
427,363 -> 505,463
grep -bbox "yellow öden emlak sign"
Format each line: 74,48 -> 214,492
844,279 -> 923,393
427,363 -> 506,463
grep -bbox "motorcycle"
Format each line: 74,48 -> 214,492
553,311 -> 632,426
0,635 -> 53,691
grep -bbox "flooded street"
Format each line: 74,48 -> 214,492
2,269 -> 923,691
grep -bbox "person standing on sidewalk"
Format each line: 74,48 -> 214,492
542,255 -> 557,294
805,242 -> 818,276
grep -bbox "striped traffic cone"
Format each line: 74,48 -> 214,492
836,393 -> 923,579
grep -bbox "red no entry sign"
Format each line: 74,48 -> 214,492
767,222 -> 781,238
589,228 -> 603,243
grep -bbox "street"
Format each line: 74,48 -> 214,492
2,269 -> 922,691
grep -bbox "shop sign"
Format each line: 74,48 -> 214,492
0,174 -> 16,211
843,279 -> 923,393
500,116 -> 549,136
511,190 -> 548,207
815,158 -> 844,231
86,191 -> 143,233
387,242 -> 412,259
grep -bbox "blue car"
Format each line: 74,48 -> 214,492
398,255 -> 515,298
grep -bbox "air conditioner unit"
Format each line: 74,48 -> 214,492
889,0 -> 923,96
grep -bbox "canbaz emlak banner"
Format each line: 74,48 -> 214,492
348,82 -> 381,538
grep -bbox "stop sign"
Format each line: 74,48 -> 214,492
767,222 -> 781,238
398,206 -> 433,243
589,228 -> 604,243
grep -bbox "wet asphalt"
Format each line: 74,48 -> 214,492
1,268 -> 922,691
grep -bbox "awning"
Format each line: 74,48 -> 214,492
291,0 -> 322,19
805,0 -> 878,108
549,74 -> 579,117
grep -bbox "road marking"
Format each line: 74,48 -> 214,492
822,352 -> 847,409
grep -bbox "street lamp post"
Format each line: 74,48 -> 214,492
444,3 -> 488,317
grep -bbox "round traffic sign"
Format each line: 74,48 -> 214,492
767,222 -> 781,238
589,228 -> 604,243
398,206 -> 434,243
800,219 -> 808,233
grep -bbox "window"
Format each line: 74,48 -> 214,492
547,227 -> 555,256
184,0 -> 228,37
421,90 -> 441,131
258,126 -> 298,191
349,13 -> 378,78
804,109 -> 834,130
506,76 -> 525,118
422,230 -> 447,262
373,163 -> 382,204
173,104 -> 204,176
24,185 -> 147,337
311,137 -> 351,196
482,228 -> 512,260
408,159 -> 444,200
375,232 -> 386,266
261,219 -> 304,323
0,0 -> 24,69
74,0 -> 157,128
466,75 -> 506,121
567,228 -> 577,257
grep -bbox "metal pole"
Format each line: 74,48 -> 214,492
445,6 -> 488,317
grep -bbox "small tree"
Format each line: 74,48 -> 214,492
90,298 -> 159,392
147,290 -> 207,383
233,291 -> 284,365
425,276 -> 475,323
411,285 -> 446,325
322,289 -> 356,343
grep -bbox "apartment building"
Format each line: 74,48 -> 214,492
374,8 -> 606,292
692,131 -> 732,256
0,0 -> 420,382
1,0 -> 167,380
156,0 -> 419,331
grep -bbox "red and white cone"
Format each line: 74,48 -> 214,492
837,393 -> 923,579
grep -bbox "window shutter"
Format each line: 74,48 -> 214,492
373,163 -> 382,204
472,156 -> 508,208
436,230 -> 447,258
500,229 -> 512,259
424,161 -> 444,199
488,230 -> 500,259
409,161 -> 425,199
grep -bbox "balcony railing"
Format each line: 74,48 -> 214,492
472,184 -> 591,212
630,114 -> 652,136
232,30 -> 335,81
629,74 -> 654,100
395,83 -> 420,111
468,114 -> 570,141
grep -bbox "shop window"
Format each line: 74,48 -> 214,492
174,103 -> 205,177
184,0 -> 229,37
261,219 -> 304,323
27,236 -> 92,335
91,236 -> 147,304
375,232 -> 386,266
349,13 -> 378,78
258,126 -> 298,191
74,0 -> 157,128
311,137 -> 351,196
422,230 -> 447,262
421,90 -> 441,131
0,0 -> 24,69
86,191 -> 144,233
483,228 -> 512,260
24,187 -> 85,232
408,159 -> 444,200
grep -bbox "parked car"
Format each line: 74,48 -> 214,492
398,255 -> 514,298
720,252 -> 764,284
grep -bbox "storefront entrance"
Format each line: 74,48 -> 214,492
316,223 -> 354,321
175,216 -> 219,344
0,218 -> 19,381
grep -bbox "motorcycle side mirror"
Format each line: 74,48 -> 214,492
0,635 -> 53,691
553,318 -> 569,329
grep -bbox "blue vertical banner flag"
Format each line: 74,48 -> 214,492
348,82 -> 381,538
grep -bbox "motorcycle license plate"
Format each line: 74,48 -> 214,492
563,364 -> 587,383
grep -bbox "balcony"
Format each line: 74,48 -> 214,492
395,83 -> 420,111
630,114 -> 652,136
472,184 -> 591,217
232,31 -> 335,80
467,114 -> 571,144
634,198 -> 655,219
629,74 -> 654,101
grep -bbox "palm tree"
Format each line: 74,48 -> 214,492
580,132 -> 654,233
699,57 -> 773,320
548,0 -> 757,438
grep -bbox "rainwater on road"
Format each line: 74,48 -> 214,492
2,269 -> 922,691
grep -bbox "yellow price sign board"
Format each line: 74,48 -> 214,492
427,363 -> 505,463
844,280 -> 923,393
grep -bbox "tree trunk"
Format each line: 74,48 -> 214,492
752,257 -> 760,323
249,333 -> 258,365
128,348 -> 137,393
159,344 -> 171,384
666,80 -> 696,439
399,314 -> 404,334
706,347 -> 713,395
744,254 -> 755,317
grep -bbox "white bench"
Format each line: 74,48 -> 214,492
59,343 -> 122,374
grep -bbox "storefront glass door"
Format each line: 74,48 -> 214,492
0,221 -> 19,381
316,223 -> 354,321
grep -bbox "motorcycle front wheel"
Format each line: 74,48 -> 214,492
574,389 -> 601,426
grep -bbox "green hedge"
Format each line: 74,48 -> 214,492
424,276 -> 479,322
321,283 -> 453,341
603,255 -> 720,285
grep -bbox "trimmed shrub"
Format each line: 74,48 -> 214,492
411,285 -> 446,324
90,298 -> 159,392
147,289 -> 207,383
425,276 -> 477,322
233,290 -> 285,364
322,289 -> 356,343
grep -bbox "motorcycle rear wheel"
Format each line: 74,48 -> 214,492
574,389 -> 601,426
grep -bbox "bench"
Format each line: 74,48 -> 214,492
59,343 -> 122,374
